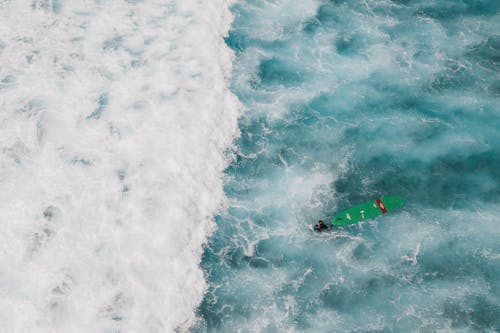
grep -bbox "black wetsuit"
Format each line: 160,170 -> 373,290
314,222 -> 329,231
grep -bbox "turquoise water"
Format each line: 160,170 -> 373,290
195,1 -> 500,331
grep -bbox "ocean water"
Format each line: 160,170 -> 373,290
0,1 -> 239,332
195,0 -> 500,332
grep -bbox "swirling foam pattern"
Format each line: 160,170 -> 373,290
0,1 -> 239,332
196,0 -> 500,332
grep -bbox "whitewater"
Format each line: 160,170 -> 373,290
0,1 -> 239,332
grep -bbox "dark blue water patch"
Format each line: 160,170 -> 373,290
307,89 -> 360,115
351,242 -> 373,261
419,35 -> 500,94
466,35 -> 500,71
224,31 -> 248,53
302,1 -> 388,40
442,296 -> 500,331
305,85 -> 411,119
416,236 -> 498,281
490,80 -> 500,96
407,121 -> 447,144
302,3 -> 342,33
428,60 -> 477,92
335,34 -> 367,56
415,1 -> 500,21
319,283 -> 356,311
256,57 -> 306,88
317,272 -> 419,330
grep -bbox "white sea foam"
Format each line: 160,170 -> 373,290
0,1 -> 239,331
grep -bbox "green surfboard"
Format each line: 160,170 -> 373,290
331,196 -> 404,226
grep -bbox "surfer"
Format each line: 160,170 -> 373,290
314,220 -> 329,231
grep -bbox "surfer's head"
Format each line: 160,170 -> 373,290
314,220 -> 328,231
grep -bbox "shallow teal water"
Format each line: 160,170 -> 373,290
195,1 -> 500,331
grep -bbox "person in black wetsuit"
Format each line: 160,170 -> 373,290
314,220 -> 329,231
